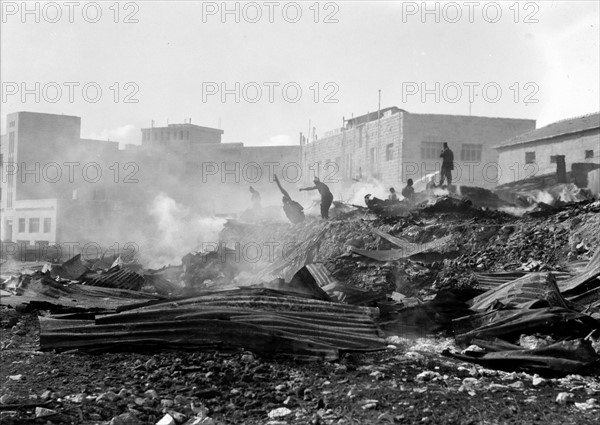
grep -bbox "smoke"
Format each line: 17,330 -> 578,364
534,190 -> 554,204
139,193 -> 226,267
412,171 -> 440,193
346,177 -> 389,205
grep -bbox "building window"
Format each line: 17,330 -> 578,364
421,142 -> 444,160
550,155 -> 557,164
43,218 -> 51,233
585,150 -> 594,159
9,121 -> 15,127
9,132 -> 15,153
461,144 -> 482,161
29,218 -> 40,233
180,131 -> 184,140
19,218 -> 25,232
386,144 -> 394,161
525,152 -> 536,164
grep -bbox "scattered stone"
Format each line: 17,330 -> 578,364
8,375 -> 22,381
65,393 -> 85,403
556,392 -> 575,405
415,371 -> 440,382
110,412 -> 143,425
144,389 -> 158,399
161,399 -> 175,408
96,391 -> 119,402
0,411 -> 17,421
168,411 -> 187,423
532,375 -> 546,386
575,399 -> 598,411
145,358 -> 157,370
268,407 -> 292,419
156,413 -> 176,425
0,394 -> 18,405
360,399 -> 379,410
508,381 -> 524,390
241,353 -> 255,363
458,377 -> 481,395
35,407 -> 57,418
174,395 -> 189,405
486,383 -> 508,391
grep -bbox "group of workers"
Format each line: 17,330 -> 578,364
249,143 -> 454,224
249,175 -> 333,224
388,142 -> 454,202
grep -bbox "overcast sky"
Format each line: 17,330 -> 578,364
1,1 -> 599,146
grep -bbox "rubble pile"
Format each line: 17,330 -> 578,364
2,192 -> 600,423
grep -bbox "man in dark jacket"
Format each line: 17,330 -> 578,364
300,177 -> 334,219
439,142 -> 454,186
401,179 -> 415,201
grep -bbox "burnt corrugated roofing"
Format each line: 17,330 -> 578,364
495,112 -> 600,149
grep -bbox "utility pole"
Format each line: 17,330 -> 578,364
377,90 -> 381,176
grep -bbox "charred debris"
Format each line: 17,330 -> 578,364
2,181 -> 600,377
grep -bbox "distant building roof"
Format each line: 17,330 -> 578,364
141,122 -> 224,134
345,106 -> 406,128
495,112 -> 600,150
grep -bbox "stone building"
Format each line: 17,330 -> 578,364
300,107 -> 535,199
494,112 -> 600,186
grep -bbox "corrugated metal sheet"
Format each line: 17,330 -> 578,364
475,271 -> 572,291
305,264 -> 339,287
470,272 -> 568,311
39,289 -> 386,360
59,254 -> 90,280
84,266 -> 145,291
559,248 -> 600,295
352,234 -> 452,262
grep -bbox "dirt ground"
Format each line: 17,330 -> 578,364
1,308 -> 599,425
2,200 -> 600,424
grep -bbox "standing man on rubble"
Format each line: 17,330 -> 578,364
300,177 -> 334,219
439,142 -> 454,187
274,175 -> 305,224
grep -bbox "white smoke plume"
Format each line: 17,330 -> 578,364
346,177 -> 390,205
140,193 -> 226,267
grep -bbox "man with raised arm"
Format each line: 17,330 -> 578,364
300,177 -> 334,219
273,174 -> 305,224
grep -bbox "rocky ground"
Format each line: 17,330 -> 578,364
2,199 -> 600,424
2,312 -> 600,425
